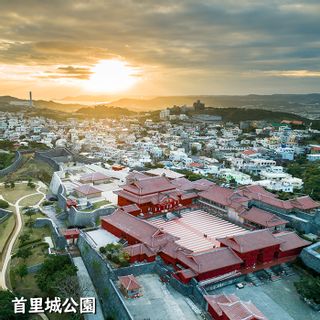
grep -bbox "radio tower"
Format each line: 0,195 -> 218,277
29,91 -> 33,107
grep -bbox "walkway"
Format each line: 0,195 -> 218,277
0,182 -> 46,289
73,256 -> 104,320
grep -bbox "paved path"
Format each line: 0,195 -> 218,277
0,183 -> 46,289
73,257 -> 104,320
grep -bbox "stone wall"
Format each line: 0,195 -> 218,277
33,218 -> 67,250
0,208 -> 12,224
77,233 -> 133,319
300,242 -> 320,273
0,151 -> 23,177
35,150 -> 61,171
68,205 -> 116,227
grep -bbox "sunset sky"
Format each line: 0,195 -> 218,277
0,0 -> 320,99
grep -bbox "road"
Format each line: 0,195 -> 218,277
0,183 -> 46,290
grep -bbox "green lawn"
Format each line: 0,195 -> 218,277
0,214 -> 15,255
1,154 -> 54,185
19,194 -> 44,207
10,272 -> 43,298
0,183 -> 37,204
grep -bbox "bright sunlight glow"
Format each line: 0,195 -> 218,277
86,59 -> 141,93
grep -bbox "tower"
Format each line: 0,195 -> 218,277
29,91 -> 33,107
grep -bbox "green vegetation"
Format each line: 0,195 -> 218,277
0,152 -> 15,170
76,105 -> 136,119
16,247 -> 32,261
100,243 -> 130,267
0,214 -> 15,255
295,274 -> 320,304
19,194 -> 43,207
286,158 -> 320,200
15,263 -> 28,280
1,154 -> 53,184
0,183 -> 37,204
0,199 -> 9,209
36,255 -> 77,297
0,290 -> 29,320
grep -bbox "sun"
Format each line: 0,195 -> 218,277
86,59 -> 141,93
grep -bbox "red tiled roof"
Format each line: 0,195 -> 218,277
274,232 -> 311,252
240,207 -> 288,228
290,196 -> 320,210
121,204 -> 141,214
124,176 -> 175,196
101,209 -> 177,248
118,274 -> 141,291
217,229 -> 282,253
242,150 -> 257,156
199,185 -> 234,206
79,172 -> 110,182
123,243 -> 156,257
177,247 -> 243,274
171,177 -> 198,191
240,185 -> 278,199
75,184 -> 102,195
204,294 -> 267,320
62,228 -> 80,237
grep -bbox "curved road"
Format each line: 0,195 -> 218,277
0,183 -> 46,289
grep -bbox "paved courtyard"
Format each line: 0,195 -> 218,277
124,273 -> 202,320
211,275 -> 319,320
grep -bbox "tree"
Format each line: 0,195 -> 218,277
4,181 -> 10,189
19,233 -> 31,244
24,208 -> 36,221
27,179 -> 36,189
15,264 -> 28,280
36,255 -> 78,297
10,181 -> 15,189
0,290 -> 29,320
16,247 -> 32,261
0,199 -> 9,209
295,275 -> 320,304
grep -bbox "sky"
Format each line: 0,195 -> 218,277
0,0 -> 320,100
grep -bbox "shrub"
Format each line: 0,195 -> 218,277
0,199 -> 9,209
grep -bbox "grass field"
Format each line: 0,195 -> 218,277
0,214 -> 15,255
0,154 -> 54,184
19,194 -> 44,207
0,183 -> 37,204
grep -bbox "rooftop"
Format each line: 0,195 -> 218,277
149,210 -> 247,252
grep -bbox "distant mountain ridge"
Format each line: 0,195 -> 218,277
1,94 -> 320,117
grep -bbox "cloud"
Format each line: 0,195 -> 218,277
0,0 -> 319,96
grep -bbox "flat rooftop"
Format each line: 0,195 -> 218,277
149,210 -> 247,252
84,228 -> 119,249
123,273 -> 202,320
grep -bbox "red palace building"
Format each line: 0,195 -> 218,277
101,208 -> 310,284
114,172 -> 213,216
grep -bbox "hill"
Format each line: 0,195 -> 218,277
76,105 -> 136,118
